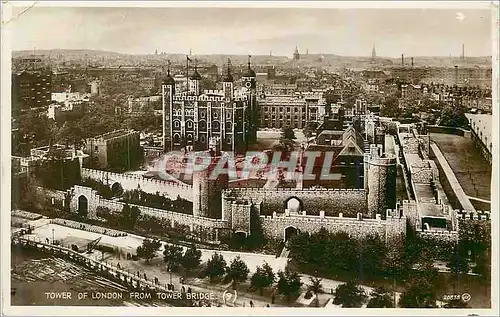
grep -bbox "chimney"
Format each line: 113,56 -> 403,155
454,65 -> 459,84
411,57 -> 414,67
401,54 -> 404,66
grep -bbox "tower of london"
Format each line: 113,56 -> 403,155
161,58 -> 259,154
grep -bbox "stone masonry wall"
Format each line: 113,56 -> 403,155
70,185 -> 228,232
260,212 -> 387,241
81,168 -> 193,201
223,188 -> 367,217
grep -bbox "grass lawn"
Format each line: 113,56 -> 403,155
430,133 -> 491,204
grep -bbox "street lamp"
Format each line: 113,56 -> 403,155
169,268 -> 172,284
52,228 -> 55,245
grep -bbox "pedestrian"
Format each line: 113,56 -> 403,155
250,300 -> 254,307
266,304 -> 270,307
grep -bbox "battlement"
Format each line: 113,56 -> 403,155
454,209 -> 491,220
417,229 -> 459,242
260,212 -> 385,225
172,95 -> 248,102
386,208 -> 404,219
81,168 -> 192,190
223,187 -> 366,196
71,184 -> 228,229
203,89 -> 224,96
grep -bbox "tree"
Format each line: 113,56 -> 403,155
380,95 -> 401,118
360,235 -> 387,277
277,268 -> 303,301
382,242 -> 409,280
445,245 -> 470,276
302,122 -> 318,141
181,244 -> 202,273
439,104 -> 468,128
163,244 -> 184,271
280,126 -> 296,141
308,276 -> 323,295
399,278 -> 437,308
136,239 -> 161,264
308,276 -> 323,307
333,280 -> 367,308
367,287 -> 395,308
204,253 -> 227,282
226,256 -> 250,288
250,262 -> 275,295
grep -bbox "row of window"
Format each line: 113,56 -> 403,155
172,120 -> 238,131
172,109 -> 233,120
172,133 -> 233,144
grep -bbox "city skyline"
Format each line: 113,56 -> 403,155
8,5 -> 493,58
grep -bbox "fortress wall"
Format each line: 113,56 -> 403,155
223,188 -> 367,217
259,213 -> 386,241
81,168 -> 193,201
71,185 -> 227,230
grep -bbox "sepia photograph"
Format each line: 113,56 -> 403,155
1,1 -> 498,315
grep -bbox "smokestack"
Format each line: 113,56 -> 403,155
461,43 -> 465,59
454,65 -> 459,85
411,57 -> 414,67
401,54 -> 404,66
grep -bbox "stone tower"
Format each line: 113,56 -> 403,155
365,145 -> 397,217
241,55 -> 258,144
188,59 -> 202,96
293,46 -> 300,61
161,61 -> 175,152
192,143 -> 228,219
223,59 -> 234,100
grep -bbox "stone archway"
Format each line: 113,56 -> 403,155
231,231 -> 248,249
77,195 -> 88,217
284,196 -> 303,213
111,182 -> 124,197
284,226 -> 299,242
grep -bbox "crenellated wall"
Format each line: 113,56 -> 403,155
70,185 -> 228,243
223,187 -> 367,217
259,209 -> 406,242
81,168 -> 193,201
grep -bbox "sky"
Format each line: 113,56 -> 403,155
7,4 -> 494,57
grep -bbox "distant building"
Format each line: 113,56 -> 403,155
90,80 -> 100,96
293,46 -> 300,61
128,95 -> 161,113
258,92 -> 326,129
303,125 -> 366,189
12,71 -> 52,109
12,144 -> 88,191
84,129 -> 142,171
